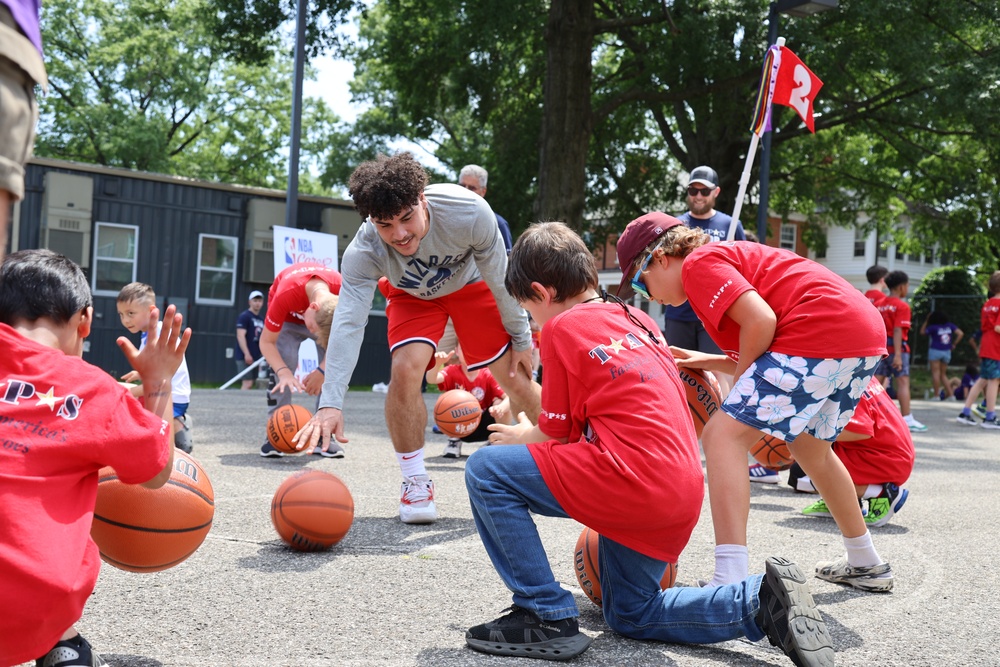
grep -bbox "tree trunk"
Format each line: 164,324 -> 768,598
535,0 -> 594,230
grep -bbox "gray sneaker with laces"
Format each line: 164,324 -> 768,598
815,554 -> 893,592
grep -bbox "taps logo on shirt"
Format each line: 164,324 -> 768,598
0,379 -> 83,420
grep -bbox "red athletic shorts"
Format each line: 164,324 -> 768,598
382,279 -> 512,370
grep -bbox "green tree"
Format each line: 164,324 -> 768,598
38,0 -> 339,193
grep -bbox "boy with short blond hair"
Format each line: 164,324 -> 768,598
0,249 -> 188,666
464,221 -> 833,665
117,282 -> 194,452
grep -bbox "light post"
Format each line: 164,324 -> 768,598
284,0 -> 309,229
756,0 -> 837,244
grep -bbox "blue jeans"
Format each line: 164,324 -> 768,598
464,445 -> 767,644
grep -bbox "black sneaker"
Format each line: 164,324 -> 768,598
260,442 -> 285,458
466,605 -> 592,661
756,556 -> 835,667
36,633 -> 108,666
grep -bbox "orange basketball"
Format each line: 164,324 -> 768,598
750,434 -> 794,470
433,389 -> 482,439
267,404 -> 313,453
573,527 -> 676,607
271,470 -> 354,552
678,368 -> 722,438
92,450 -> 215,573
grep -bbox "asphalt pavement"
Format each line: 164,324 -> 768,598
19,390 -> 999,667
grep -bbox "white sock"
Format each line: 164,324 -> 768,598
396,449 -> 427,480
709,544 -> 749,586
844,531 -> 882,568
862,484 -> 884,499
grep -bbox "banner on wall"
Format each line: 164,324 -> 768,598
272,226 -> 340,381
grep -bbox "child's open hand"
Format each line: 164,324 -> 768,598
487,411 -> 534,445
117,305 -> 192,385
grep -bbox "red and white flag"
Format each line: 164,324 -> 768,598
771,46 -> 823,132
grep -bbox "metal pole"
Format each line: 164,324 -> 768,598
284,0 -> 308,230
757,3 -> 780,245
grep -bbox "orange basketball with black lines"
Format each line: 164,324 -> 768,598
750,434 -> 794,470
433,389 -> 482,438
573,527 -> 677,607
267,404 -> 313,453
677,368 -> 722,438
92,450 -> 215,573
271,470 -> 354,552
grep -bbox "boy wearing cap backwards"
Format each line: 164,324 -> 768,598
465,221 -> 833,665
236,290 -> 266,390
616,212 -> 895,593
258,261 -> 342,457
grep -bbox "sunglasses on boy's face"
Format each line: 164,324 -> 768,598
687,186 -> 714,197
630,253 -> 653,300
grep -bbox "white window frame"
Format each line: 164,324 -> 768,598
92,222 -> 139,297
779,223 -> 796,251
195,233 -> 238,306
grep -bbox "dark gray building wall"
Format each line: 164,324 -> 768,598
11,158 -> 391,387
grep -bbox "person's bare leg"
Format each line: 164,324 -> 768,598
788,433 -> 867,538
385,343 -> 434,453
896,375 -> 912,416
488,349 -> 541,423
701,413 -> 762,547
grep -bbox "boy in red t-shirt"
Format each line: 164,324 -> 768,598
874,270 -> 927,432
258,262 -> 342,457
865,265 -> 888,307
0,249 -> 188,666
616,212 -> 893,594
794,378 -> 914,526
425,344 -> 510,458
464,222 -> 833,665
957,271 -> 1000,429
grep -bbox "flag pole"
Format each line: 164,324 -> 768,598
728,36 -> 785,241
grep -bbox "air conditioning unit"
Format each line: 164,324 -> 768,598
41,173 -> 94,268
244,198 -> 286,284
320,207 -> 362,263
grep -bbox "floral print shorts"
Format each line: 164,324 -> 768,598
721,352 -> 883,443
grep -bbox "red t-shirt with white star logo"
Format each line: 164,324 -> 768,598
0,324 -> 170,665
264,262 -> 343,332
435,364 -> 505,409
528,303 -> 703,563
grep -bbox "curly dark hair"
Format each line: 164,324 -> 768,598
348,153 -> 429,221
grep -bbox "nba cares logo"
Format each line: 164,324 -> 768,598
284,236 -> 315,264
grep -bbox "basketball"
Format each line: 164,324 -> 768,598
271,469 -> 354,552
573,527 -> 676,607
92,450 -> 215,573
433,389 -> 482,439
750,434 -> 794,470
678,368 -> 722,438
267,404 -> 313,453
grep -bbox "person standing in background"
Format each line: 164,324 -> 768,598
235,290 -> 266,390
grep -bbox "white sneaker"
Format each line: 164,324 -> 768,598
399,476 -> 437,524
905,416 -> 928,432
443,439 -> 462,459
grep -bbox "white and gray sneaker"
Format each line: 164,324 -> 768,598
815,554 -> 893,592
443,439 -> 463,459
399,475 -> 437,524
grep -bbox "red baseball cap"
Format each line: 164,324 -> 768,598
615,212 -> 684,299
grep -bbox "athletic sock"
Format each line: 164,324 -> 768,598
961,408 -> 972,416
862,484 -> 884,500
709,544 -> 749,586
987,411 -> 997,421
844,531 -> 882,568
396,449 -> 427,480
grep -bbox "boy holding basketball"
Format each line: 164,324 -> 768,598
425,344 -> 510,458
466,222 -> 833,665
616,212 -> 893,593
0,249 -> 187,666
117,282 -> 194,453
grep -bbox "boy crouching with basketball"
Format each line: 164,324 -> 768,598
0,250 -> 189,666
464,223 -> 834,665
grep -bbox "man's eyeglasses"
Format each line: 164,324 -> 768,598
687,186 -> 714,197
630,253 -> 653,300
